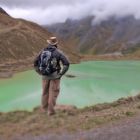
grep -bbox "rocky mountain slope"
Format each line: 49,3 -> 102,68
47,16 -> 140,57
0,8 -> 80,77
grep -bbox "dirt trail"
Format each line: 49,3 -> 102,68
9,115 -> 140,140
0,21 -> 22,34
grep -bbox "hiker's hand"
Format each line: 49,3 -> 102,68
56,73 -> 62,79
58,73 -> 63,78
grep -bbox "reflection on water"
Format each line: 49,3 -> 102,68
0,61 -> 140,112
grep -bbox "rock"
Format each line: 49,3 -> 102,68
65,74 -> 76,78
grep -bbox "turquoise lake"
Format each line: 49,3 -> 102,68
0,61 -> 140,112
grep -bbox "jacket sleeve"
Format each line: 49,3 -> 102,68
59,51 -> 70,76
33,51 -> 42,75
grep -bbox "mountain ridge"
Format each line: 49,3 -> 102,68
47,16 -> 140,58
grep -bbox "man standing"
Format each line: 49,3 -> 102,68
35,37 -> 69,116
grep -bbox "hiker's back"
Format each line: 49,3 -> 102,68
34,44 -> 69,79
34,45 -> 59,76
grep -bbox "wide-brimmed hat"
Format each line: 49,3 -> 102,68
47,37 -> 58,45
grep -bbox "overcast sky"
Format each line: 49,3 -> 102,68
0,0 -> 140,25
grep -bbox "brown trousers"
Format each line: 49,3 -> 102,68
42,79 -> 60,113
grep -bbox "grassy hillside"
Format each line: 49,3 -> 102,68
0,8 -> 80,77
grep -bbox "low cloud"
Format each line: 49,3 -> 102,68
1,0 -> 140,25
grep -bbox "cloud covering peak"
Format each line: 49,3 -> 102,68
1,0 -> 140,25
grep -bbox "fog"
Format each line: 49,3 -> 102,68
1,0 -> 140,25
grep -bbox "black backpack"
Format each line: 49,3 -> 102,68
34,49 -> 57,76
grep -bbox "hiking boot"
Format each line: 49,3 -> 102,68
40,107 -> 47,113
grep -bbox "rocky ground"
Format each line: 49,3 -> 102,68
0,94 -> 140,140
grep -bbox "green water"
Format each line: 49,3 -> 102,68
0,61 -> 140,112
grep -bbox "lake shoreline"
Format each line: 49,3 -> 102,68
0,58 -> 33,79
0,56 -> 140,79
80,54 -> 140,61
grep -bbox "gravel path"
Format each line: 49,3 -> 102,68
8,115 -> 140,140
